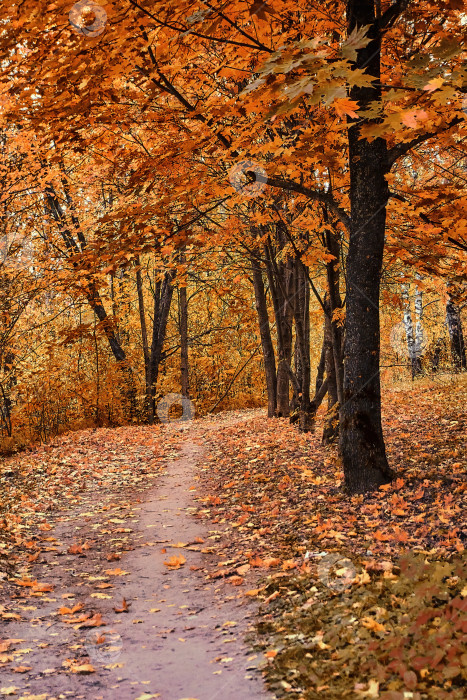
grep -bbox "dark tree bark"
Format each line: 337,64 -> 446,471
148,270 -> 175,423
446,297 -> 466,371
290,338 -> 302,419
323,296 -> 339,444
179,280 -> 190,399
250,255 -> 277,417
135,256 -> 150,383
321,216 -> 344,443
431,338 -> 444,373
315,334 -> 326,395
339,0 -> 394,493
264,244 -> 294,417
324,225 -> 344,406
294,259 -> 313,432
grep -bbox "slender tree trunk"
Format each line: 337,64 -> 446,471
295,260 -> 313,432
135,256 -> 150,418
148,270 -> 175,423
44,182 -> 131,370
324,219 -> 344,406
276,326 -> 293,416
250,255 -> 277,417
323,296 -> 339,444
339,0 -> 394,494
414,280 -> 424,375
290,339 -> 302,420
315,334 -> 326,395
446,296 -> 466,371
179,280 -> 190,399
321,218 -> 343,442
264,247 -> 293,416
402,282 -> 423,378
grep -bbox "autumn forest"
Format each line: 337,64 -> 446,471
0,1 -> 466,699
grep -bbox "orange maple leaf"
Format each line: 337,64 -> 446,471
163,554 -> 186,569
334,98 -> 360,118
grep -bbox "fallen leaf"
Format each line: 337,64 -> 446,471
163,555 -> 186,569
69,663 -> 95,674
104,568 -> 129,576
113,598 -> 130,613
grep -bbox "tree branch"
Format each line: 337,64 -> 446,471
387,117 -> 463,168
256,172 -> 351,230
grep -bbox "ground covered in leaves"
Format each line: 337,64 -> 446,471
193,375 -> 466,699
0,377 -> 465,699
0,425 -> 173,578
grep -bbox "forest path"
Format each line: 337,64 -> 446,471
1,411 -> 273,700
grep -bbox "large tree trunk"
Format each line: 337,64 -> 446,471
339,0 -> 394,494
250,255 -> 277,417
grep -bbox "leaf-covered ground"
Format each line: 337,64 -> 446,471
0,413 -> 271,700
0,425 -> 171,574
0,378 -> 465,699
192,376 -> 467,699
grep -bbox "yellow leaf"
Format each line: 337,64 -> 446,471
69,663 -> 95,674
423,77 -> 444,92
104,568 -> 129,576
91,593 -> 112,599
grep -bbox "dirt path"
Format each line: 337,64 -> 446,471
1,416 -> 273,700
